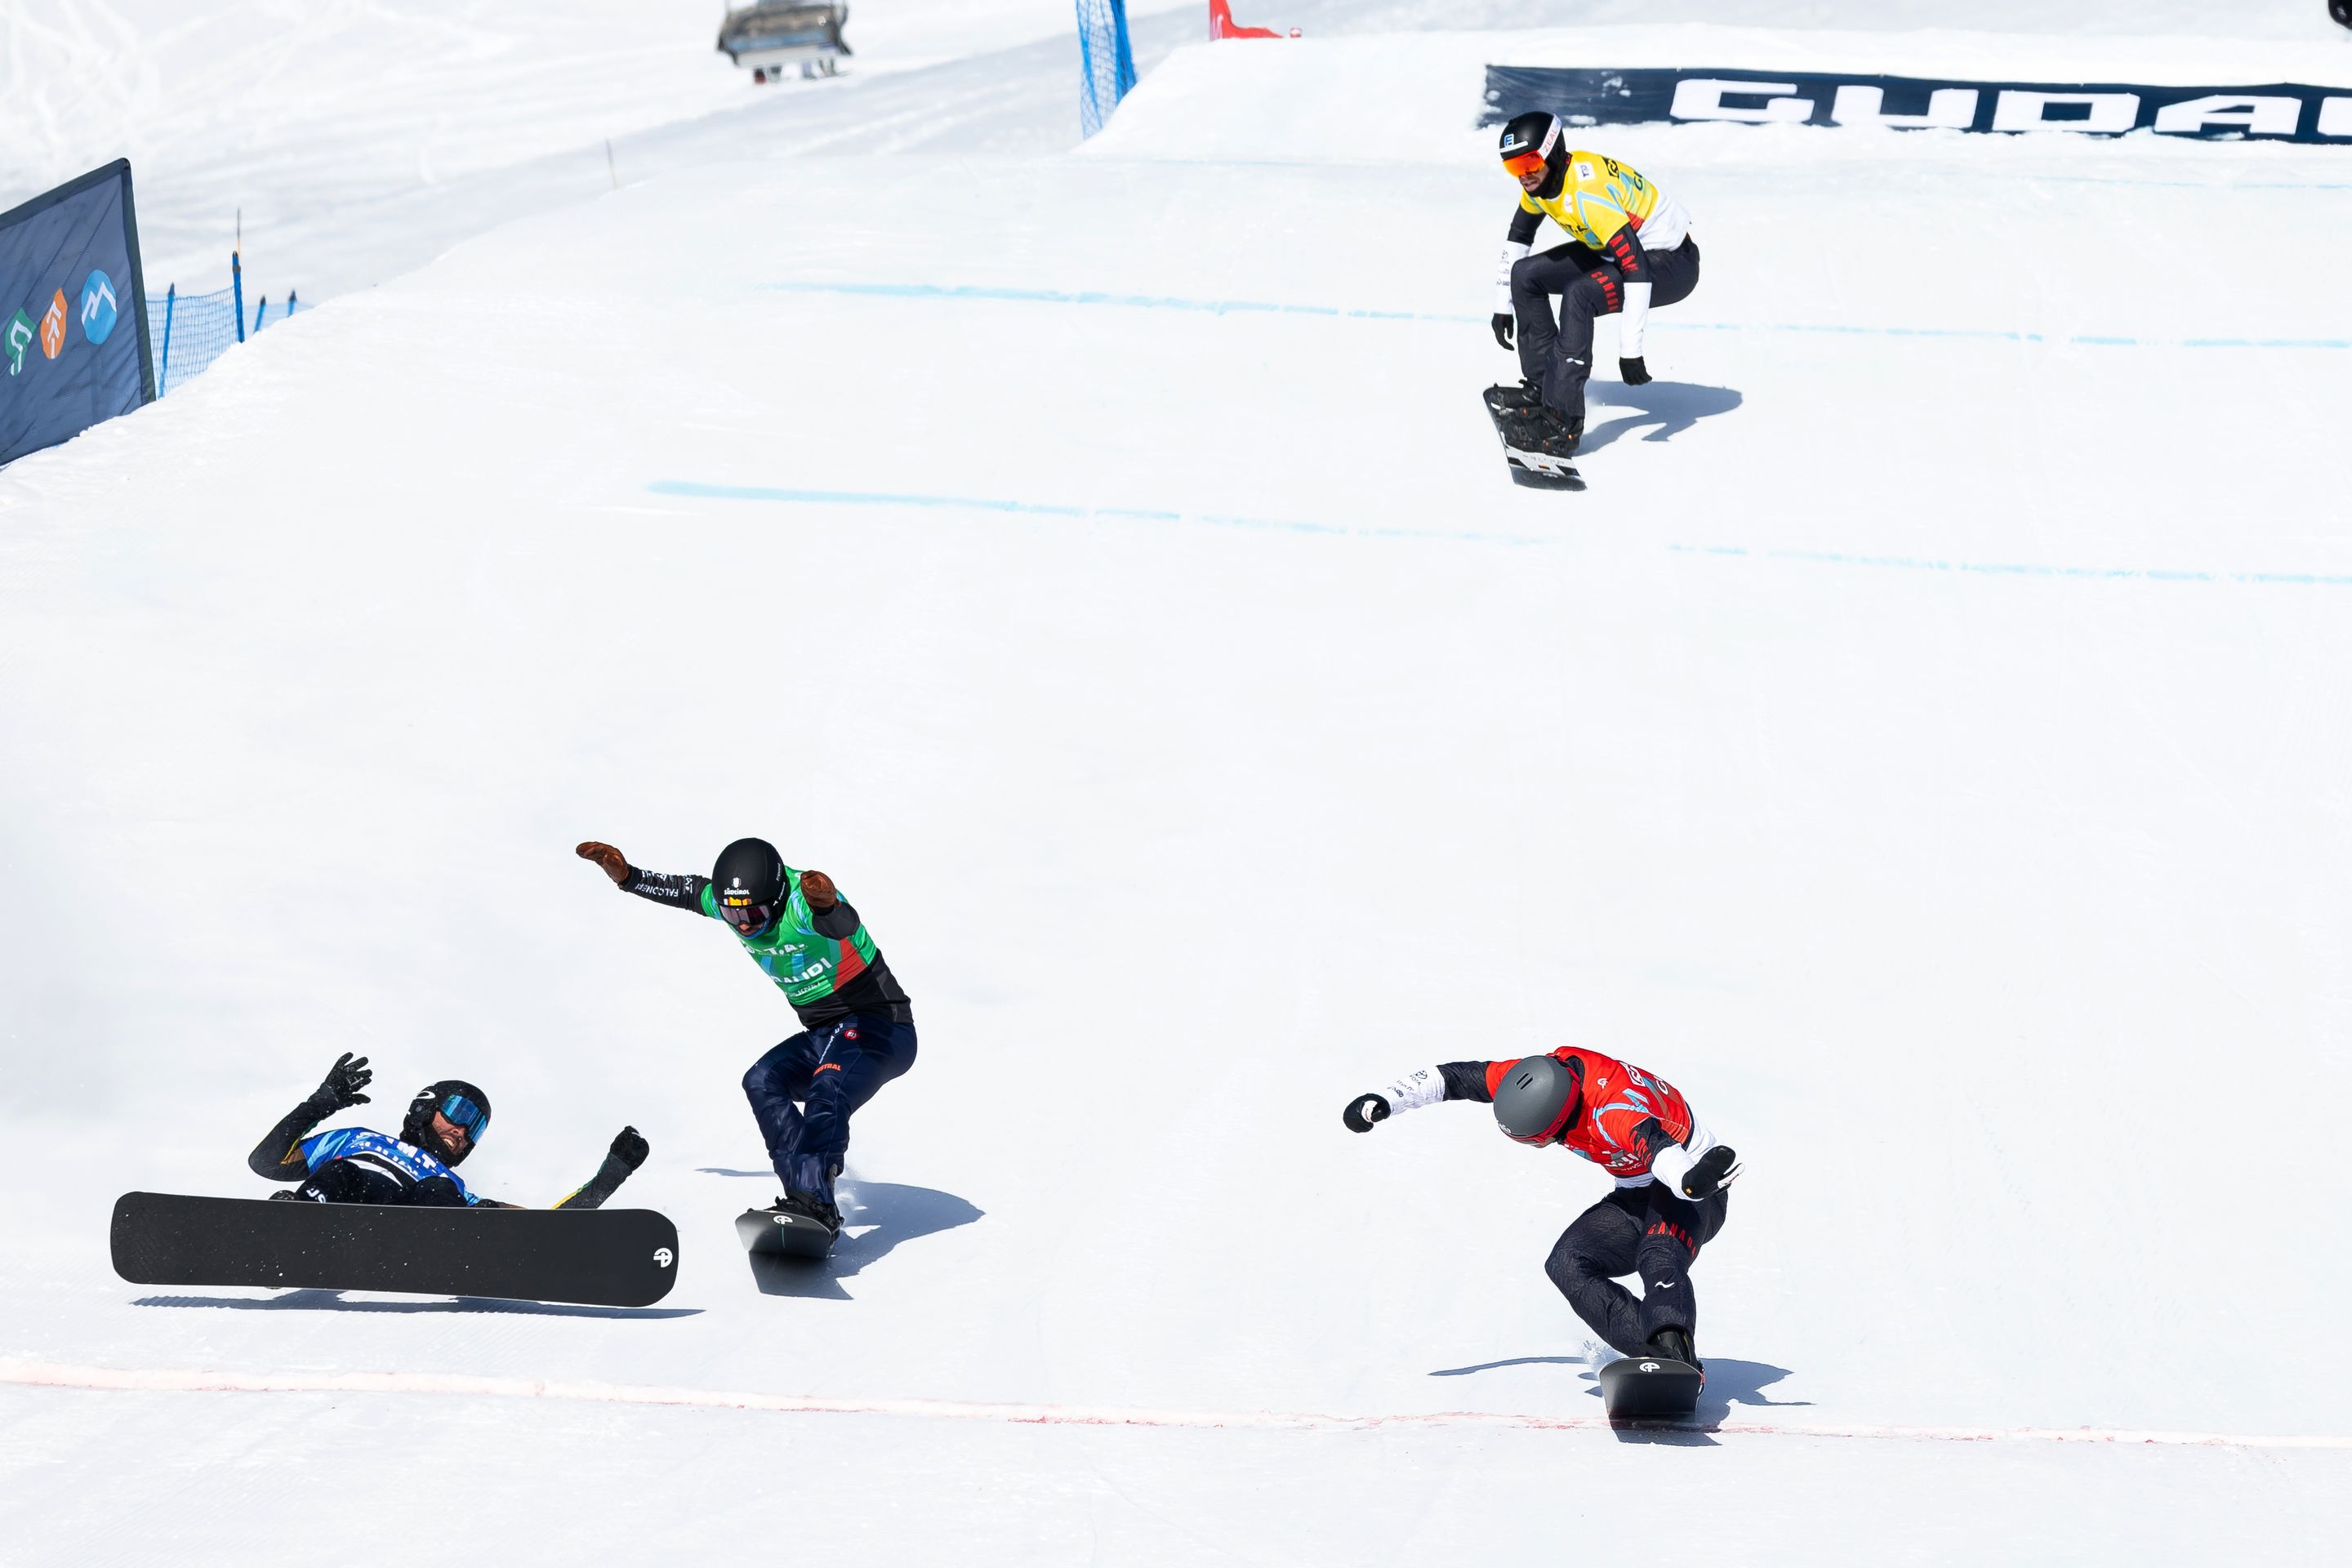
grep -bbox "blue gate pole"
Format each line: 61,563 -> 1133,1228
231,252 -> 245,343
287,288 -> 298,317
254,296 -> 268,332
158,283 -> 176,396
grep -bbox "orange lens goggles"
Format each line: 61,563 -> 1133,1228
1501,149 -> 1547,177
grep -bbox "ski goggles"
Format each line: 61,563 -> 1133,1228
719,898 -> 777,930
435,1094 -> 491,1142
1499,117 -> 1561,179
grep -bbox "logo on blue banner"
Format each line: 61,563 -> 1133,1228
1481,67 -> 2352,145
80,270 -> 118,345
0,160 -> 152,466
3,310 -> 32,376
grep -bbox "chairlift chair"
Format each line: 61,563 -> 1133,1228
718,2 -> 853,82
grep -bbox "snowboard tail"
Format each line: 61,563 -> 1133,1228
109,1192 -> 679,1307
1598,1353 -> 1704,1423
735,1205 -> 837,1260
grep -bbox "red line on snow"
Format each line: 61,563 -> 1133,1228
5,1361 -> 2345,1450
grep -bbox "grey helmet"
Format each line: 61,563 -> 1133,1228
1493,1054 -> 1581,1145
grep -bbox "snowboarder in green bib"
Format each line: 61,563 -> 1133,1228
577,837 -> 915,1241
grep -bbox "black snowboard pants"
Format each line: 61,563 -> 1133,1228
1512,238 -> 1701,421
1544,1180 -> 1728,1357
742,1013 -> 917,1204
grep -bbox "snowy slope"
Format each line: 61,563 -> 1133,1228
5,3 -> 2352,1563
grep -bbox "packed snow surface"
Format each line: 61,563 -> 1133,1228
2,1 -> 2350,1561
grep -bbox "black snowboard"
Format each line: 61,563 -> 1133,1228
1598,1352 -> 1704,1420
1484,387 -> 1585,491
734,1205 -> 837,1261
110,1192 -> 679,1308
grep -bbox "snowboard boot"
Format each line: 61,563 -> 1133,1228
777,1189 -> 843,1239
1484,380 -> 1544,418
1508,406 -> 1583,459
1645,1326 -> 1699,1370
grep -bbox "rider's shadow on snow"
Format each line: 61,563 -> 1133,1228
131,1291 -> 701,1320
727,1178 -> 983,1301
1577,381 -> 1743,456
1430,1353 -> 1804,1448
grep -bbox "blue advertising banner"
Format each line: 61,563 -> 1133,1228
0,159 -> 154,468
1481,67 -> 2352,145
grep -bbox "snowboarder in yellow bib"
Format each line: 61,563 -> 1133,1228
1486,112 -> 1701,461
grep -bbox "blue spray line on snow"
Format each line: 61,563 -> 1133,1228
756,281 -> 2347,350
757,280 -> 1465,323
1667,543 -> 2352,588
645,480 -> 1552,548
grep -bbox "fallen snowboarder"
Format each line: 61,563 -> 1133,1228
248,1052 -> 646,1210
109,1054 -> 675,1308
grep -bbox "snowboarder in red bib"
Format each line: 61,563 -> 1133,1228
1343,1047 -> 1740,1367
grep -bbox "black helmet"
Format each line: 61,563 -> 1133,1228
1493,1054 -> 1581,1145
712,836 -> 786,933
402,1079 -> 492,1165
1497,110 -> 1566,192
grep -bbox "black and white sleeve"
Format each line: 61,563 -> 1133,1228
618,867 -> 712,915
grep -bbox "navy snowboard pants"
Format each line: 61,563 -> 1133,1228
1544,1180 -> 1729,1357
1512,237 -> 1701,421
742,1013 -> 916,1203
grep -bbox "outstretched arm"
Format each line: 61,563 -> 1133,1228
247,1053 -> 373,1180
578,841 -> 712,915
1340,1062 -> 1496,1132
552,1128 -> 650,1211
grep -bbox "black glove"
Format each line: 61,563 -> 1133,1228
1619,356 -> 1651,386
1490,314 -> 1514,350
1680,1145 -> 1741,1200
1342,1093 -> 1392,1134
312,1052 -> 372,1109
608,1126 -> 649,1171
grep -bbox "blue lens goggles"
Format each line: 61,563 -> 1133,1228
439,1094 -> 490,1140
